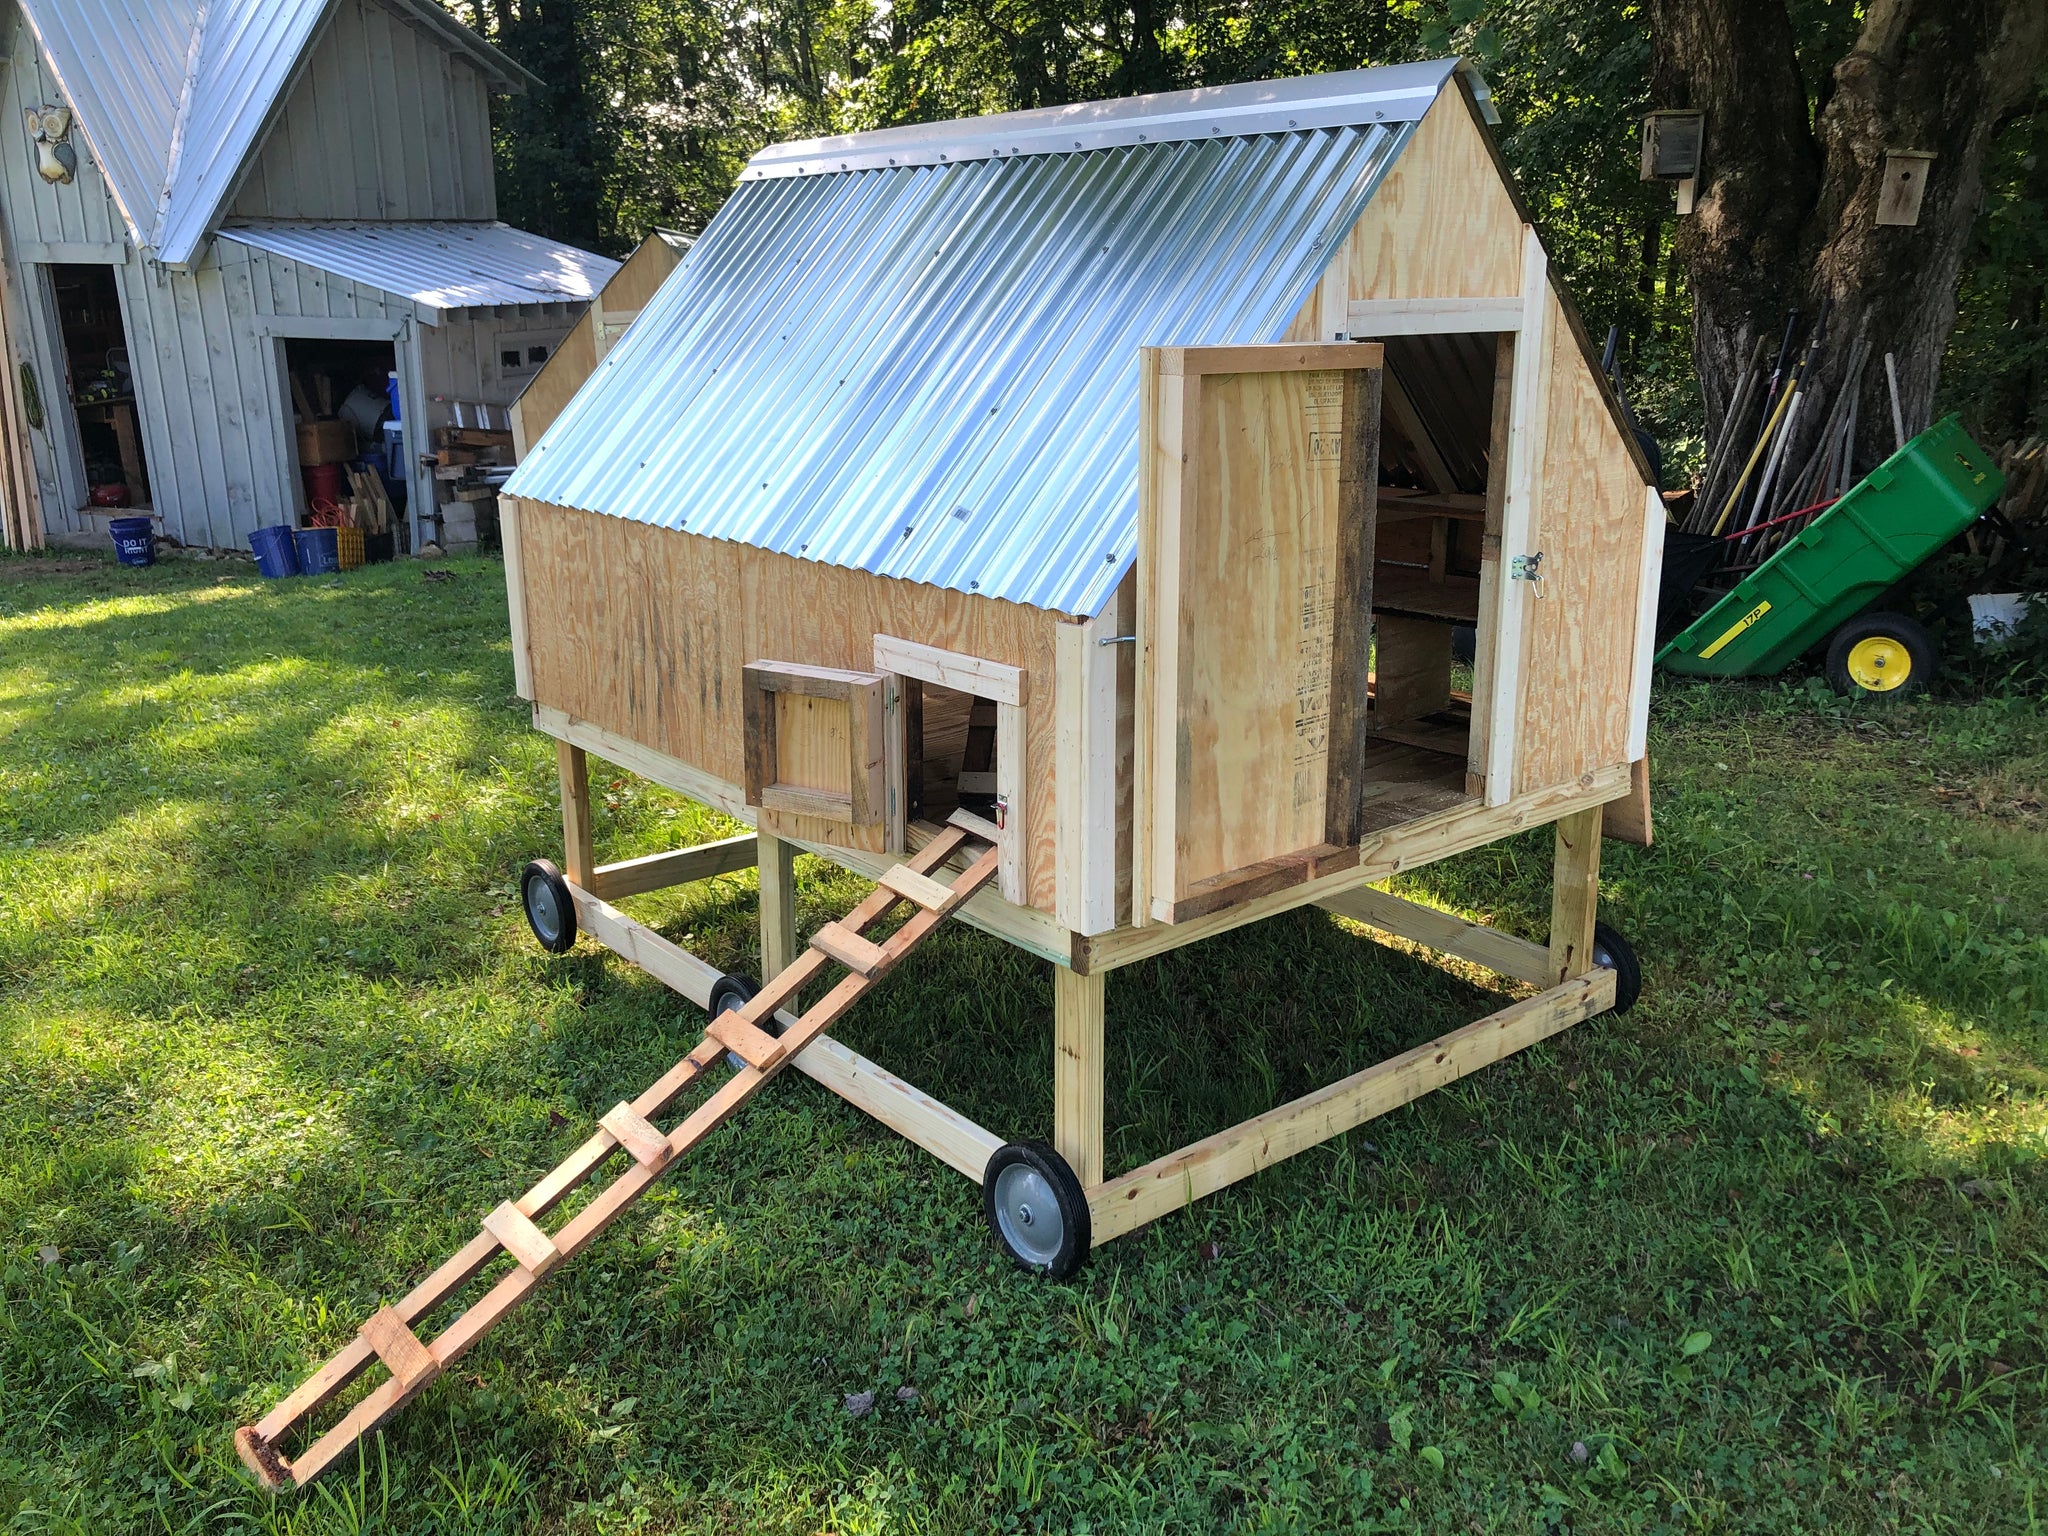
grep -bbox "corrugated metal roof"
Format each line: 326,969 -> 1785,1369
15,0 -> 538,265
506,64 -> 1454,617
218,221 -> 621,314
750,59 -> 1457,178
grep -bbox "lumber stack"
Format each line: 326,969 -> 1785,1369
429,426 -> 513,551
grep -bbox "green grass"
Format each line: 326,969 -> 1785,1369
0,551 -> 2043,1534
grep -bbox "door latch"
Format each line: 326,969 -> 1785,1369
1509,552 -> 1544,581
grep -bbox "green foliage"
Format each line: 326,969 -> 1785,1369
1942,74 -> 2048,448
2,552 -> 2046,1530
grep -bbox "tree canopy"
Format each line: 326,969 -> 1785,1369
454,0 -> 2046,462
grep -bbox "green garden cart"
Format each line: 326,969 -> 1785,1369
1658,415 -> 2004,696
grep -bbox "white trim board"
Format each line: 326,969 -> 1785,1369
1482,226 -> 1552,808
873,633 -> 1030,905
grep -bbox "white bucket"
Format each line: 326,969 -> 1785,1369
1969,592 -> 2032,642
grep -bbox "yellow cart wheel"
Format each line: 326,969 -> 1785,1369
1824,611 -> 1935,698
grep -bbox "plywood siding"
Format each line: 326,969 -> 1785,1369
1175,368 -> 1344,886
1282,92 -> 1525,345
1514,289 -> 1647,790
518,501 -> 1064,913
229,0 -> 496,222
1283,85 -> 1650,799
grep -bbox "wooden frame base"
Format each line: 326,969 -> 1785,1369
542,725 -> 1617,1253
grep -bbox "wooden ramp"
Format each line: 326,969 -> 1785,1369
236,823 -> 999,1491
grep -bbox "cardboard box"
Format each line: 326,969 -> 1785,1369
296,419 -> 357,465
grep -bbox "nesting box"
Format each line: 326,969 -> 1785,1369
498,56 -> 1664,1261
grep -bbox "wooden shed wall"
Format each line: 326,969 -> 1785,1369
0,29 -> 131,541
1285,86 -> 1651,796
514,500 -> 1066,913
229,0 -> 497,223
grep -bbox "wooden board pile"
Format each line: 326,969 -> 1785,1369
341,467 -> 396,536
430,424 -> 513,549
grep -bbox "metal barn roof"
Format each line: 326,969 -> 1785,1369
505,62 -> 1464,617
13,0 -> 534,266
219,221 -> 621,316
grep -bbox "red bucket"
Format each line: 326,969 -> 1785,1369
302,461 -> 344,505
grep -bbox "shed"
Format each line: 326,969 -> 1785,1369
238,59 -> 1673,1488
0,0 -> 618,555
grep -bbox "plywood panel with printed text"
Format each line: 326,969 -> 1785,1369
1173,369 -> 1346,889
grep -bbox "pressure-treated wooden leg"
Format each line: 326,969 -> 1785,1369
758,829 -> 799,978
557,740 -> 595,889
1054,966 -> 1105,1187
1547,804 -> 1604,983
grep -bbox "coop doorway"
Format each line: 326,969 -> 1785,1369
1363,329 -> 1514,824
46,263 -> 147,511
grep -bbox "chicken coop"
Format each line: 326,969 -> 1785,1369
239,56 -> 1667,1491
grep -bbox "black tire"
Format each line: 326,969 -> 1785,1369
1825,611 -> 1935,698
1590,920 -> 1641,1015
983,1141 -> 1089,1280
709,974 -> 764,1071
521,859 -> 577,954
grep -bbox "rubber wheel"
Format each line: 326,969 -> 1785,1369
710,974 -> 764,1072
1825,611 -> 1935,698
521,859 -> 577,954
983,1141 -> 1089,1280
1590,920 -> 1641,1015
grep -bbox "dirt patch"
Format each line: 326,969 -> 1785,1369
0,559 -> 104,581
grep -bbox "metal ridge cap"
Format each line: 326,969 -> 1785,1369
744,60 -> 1455,180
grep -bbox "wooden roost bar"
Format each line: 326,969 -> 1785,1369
238,56 -> 1668,1491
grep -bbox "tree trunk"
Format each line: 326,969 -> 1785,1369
1650,0 -> 2047,475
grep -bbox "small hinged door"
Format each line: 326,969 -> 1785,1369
1134,342 -> 1384,925
742,661 -> 888,845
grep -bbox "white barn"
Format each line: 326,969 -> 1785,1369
0,0 -> 617,554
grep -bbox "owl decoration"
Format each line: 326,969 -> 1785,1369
26,106 -> 76,185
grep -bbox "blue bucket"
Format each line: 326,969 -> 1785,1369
108,515 -> 155,567
295,527 -> 340,576
249,524 -> 301,578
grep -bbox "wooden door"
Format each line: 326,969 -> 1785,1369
1135,343 -> 1383,925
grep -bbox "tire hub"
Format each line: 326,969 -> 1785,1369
526,875 -> 563,944
1845,636 -> 1910,692
992,1163 -> 1064,1270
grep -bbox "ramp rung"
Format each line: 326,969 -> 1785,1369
878,863 -> 956,912
708,1008 -> 785,1070
482,1201 -> 563,1277
599,1102 -> 672,1171
811,920 -> 888,976
946,806 -> 1003,844
359,1307 -> 439,1392
239,825 -> 1002,1491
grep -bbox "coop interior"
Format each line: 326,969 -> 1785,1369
1361,330 -> 1505,829
50,263 -> 149,508
905,683 -> 1002,827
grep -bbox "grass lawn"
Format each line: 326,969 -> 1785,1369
0,551 -> 2043,1535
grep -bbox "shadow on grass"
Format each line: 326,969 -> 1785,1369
3,559 -> 2044,1533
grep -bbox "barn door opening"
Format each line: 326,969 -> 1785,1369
280,337 -> 401,540
47,264 -> 147,511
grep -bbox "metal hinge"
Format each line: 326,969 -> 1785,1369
1510,552 -> 1544,581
